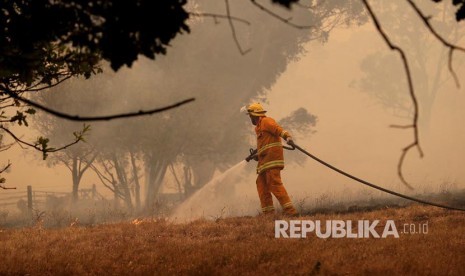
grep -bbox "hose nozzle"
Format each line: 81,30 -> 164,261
245,148 -> 258,162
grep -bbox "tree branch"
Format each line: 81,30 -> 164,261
0,140 -> 14,152
362,0 -> 423,190
407,0 -> 465,88
0,103 -> 16,109
0,162 -> 11,174
91,162 -> 125,200
22,75 -> 73,93
58,155 -> 74,172
250,0 -> 314,29
80,153 -> 98,175
90,164 -> 121,198
169,163 -> 184,195
2,88 -> 195,121
0,185 -> 16,190
0,125 -> 86,159
189,12 -> 251,26
90,164 -> 114,186
0,161 -> 16,190
225,0 -> 252,55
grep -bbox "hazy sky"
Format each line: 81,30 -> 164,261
266,24 -> 465,194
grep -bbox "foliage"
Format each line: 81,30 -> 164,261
1,0 -> 462,190
0,0 -> 189,84
32,0 -> 365,206
0,0 -> 192,175
433,0 -> 465,21
0,0 -> 295,186
278,108 -> 318,135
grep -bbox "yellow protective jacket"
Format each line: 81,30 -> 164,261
255,116 -> 291,174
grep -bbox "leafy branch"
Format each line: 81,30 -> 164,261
250,0 -> 314,29
9,109 -> 36,126
188,12 -> 251,25
0,162 -> 15,189
0,124 -> 90,160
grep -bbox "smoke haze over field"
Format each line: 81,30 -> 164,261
2,0 -> 465,218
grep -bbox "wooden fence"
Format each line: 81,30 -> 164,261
0,185 -> 105,214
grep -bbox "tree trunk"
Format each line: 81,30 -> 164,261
130,151 -> 141,211
113,155 -> 133,211
72,156 -> 80,203
144,156 -> 169,210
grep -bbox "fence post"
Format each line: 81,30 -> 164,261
27,185 -> 33,216
92,184 -> 96,199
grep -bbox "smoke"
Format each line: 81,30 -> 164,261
28,0 -> 365,208
168,0 -> 465,221
11,0 -> 462,222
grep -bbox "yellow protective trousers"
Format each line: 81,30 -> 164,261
256,168 -> 297,215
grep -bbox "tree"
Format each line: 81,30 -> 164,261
169,107 -> 319,199
123,0 -> 365,208
31,0 -> 364,209
32,69 -> 142,206
32,78 -> 106,201
50,142 -> 96,203
355,1 -> 465,132
360,0 -> 465,187
1,0 -> 463,190
0,0 -> 192,184
90,152 -> 136,211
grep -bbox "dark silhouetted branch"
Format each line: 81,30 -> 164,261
362,0 -> 423,190
225,0 -> 252,55
90,162 -> 126,200
407,0 -> 465,88
0,162 -> 11,174
0,141 -> 14,152
189,12 -> 251,26
90,164 -> 119,198
0,161 -> 16,189
0,103 -> 15,109
2,88 -> 195,121
250,0 -> 314,29
0,185 -> 16,190
23,75 -> 73,92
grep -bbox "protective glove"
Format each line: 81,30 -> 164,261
251,148 -> 258,161
286,137 -> 295,146
245,148 -> 259,162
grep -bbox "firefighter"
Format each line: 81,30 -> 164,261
245,103 -> 298,216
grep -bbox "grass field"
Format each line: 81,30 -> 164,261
0,204 -> 464,275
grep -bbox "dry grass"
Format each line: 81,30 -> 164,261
0,204 -> 464,275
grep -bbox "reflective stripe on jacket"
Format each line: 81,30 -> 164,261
255,116 -> 291,174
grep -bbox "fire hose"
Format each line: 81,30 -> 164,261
245,142 -> 465,212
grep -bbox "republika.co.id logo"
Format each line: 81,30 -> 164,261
275,220 -> 429,238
